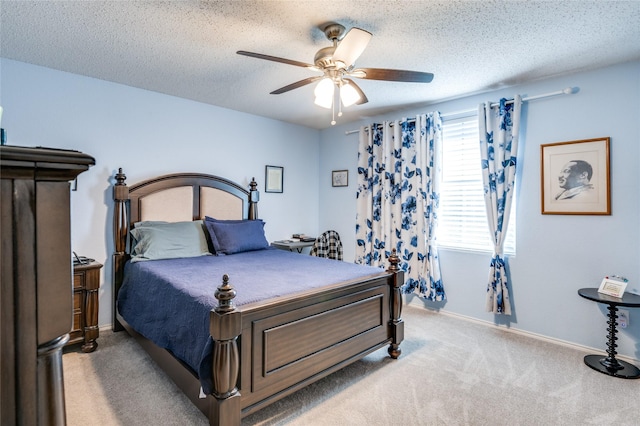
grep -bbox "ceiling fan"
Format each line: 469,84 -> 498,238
237,23 -> 434,124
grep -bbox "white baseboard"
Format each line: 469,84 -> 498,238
409,304 -> 640,364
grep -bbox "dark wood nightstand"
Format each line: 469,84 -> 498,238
71,261 -> 103,352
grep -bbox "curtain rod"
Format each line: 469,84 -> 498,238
344,86 -> 579,135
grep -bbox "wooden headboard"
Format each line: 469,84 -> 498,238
111,168 -> 259,331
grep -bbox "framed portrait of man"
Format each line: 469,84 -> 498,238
540,137 -> 610,215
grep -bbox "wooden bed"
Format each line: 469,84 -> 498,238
111,168 -> 404,425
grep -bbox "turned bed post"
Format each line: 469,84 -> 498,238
112,168 -> 129,332
248,177 -> 259,220
386,248 -> 404,359
209,274 -> 242,425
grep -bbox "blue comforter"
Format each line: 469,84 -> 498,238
117,248 -> 385,391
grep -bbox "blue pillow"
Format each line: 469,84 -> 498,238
204,217 -> 268,255
130,220 -> 210,262
203,217 -> 246,254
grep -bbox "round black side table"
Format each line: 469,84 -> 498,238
578,288 -> 640,379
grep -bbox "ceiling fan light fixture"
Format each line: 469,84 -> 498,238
340,82 -> 360,107
238,22 -> 434,124
314,94 -> 333,109
314,78 -> 334,109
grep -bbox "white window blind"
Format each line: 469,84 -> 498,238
438,115 -> 516,254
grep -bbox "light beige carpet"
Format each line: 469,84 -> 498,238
63,306 -> 639,425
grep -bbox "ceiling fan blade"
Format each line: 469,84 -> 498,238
237,50 -> 316,69
351,68 -> 434,83
343,78 -> 368,105
270,76 -> 324,95
332,28 -> 372,67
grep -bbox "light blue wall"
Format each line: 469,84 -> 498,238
319,61 -> 640,359
2,58 -> 639,360
0,59 -> 321,327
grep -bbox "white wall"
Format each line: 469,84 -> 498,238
319,61 -> 640,360
0,59 -> 321,327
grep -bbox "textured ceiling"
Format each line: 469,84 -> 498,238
1,1 -> 639,130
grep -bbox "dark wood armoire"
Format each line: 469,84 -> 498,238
1,145 -> 95,425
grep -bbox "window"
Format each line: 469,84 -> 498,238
438,115 -> 516,254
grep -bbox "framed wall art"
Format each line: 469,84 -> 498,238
540,137 -> 610,215
265,165 -> 283,193
332,170 -> 348,187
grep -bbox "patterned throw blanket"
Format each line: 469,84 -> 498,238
310,230 -> 343,260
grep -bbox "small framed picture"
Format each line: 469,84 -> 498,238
598,278 -> 627,298
265,165 -> 283,193
540,137 -> 610,215
332,170 -> 348,187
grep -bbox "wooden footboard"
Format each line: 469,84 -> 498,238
209,251 -> 404,424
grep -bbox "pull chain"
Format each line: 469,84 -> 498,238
331,94 -> 336,125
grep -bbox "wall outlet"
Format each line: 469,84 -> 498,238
617,309 -> 629,329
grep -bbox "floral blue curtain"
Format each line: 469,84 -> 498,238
478,96 -> 521,315
355,113 -> 445,301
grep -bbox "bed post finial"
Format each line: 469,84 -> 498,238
214,274 -> 237,313
210,274 -> 242,424
387,248 -> 400,272
249,177 -> 259,220
386,248 -> 404,359
115,167 -> 126,186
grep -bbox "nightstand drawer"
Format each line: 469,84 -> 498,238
73,273 -> 84,290
72,290 -> 83,332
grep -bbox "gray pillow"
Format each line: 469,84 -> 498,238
130,220 -> 210,262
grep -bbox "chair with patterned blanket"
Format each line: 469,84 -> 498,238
310,230 -> 343,261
